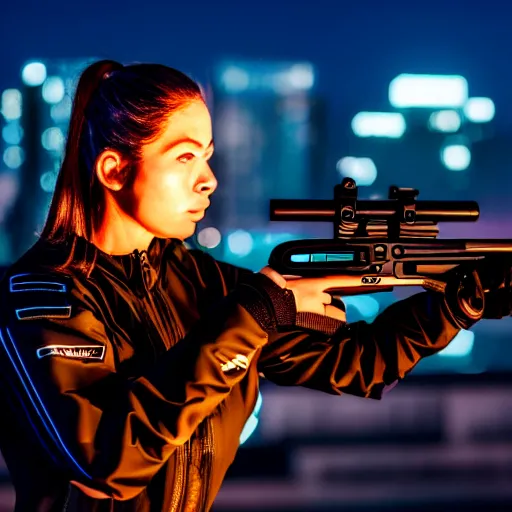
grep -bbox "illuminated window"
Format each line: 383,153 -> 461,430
50,96 -> 72,123
197,227 -> 222,249
276,63 -> 315,92
464,97 -> 495,123
41,127 -> 65,152
40,171 -> 58,193
336,156 -> 377,186
22,62 -> 47,87
2,123 -> 23,145
42,76 -> 65,104
352,112 -> 406,138
227,230 -> 253,257
221,66 -> 250,92
389,74 -> 468,108
3,146 -> 24,169
441,144 -> 471,171
1,89 -> 22,121
428,110 -> 461,133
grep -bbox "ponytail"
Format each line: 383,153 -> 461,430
40,60 -> 123,243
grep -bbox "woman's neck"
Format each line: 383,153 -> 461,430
91,197 -> 154,256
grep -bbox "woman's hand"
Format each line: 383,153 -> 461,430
259,266 -> 346,322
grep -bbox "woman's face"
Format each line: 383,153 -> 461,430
128,99 -> 217,241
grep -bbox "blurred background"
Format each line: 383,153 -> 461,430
1,0 -> 512,510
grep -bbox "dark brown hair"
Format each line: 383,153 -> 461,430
41,59 -> 203,246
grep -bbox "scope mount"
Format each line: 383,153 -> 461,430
335,178 -> 439,239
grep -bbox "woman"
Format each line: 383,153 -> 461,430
0,59 -> 492,511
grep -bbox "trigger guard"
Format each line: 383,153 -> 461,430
330,297 -> 346,312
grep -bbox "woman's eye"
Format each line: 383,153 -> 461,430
178,153 -> 195,163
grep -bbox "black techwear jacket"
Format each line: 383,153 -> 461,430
0,234 -> 464,511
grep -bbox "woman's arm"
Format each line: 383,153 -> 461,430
195,248 -> 484,399
257,290 -> 463,399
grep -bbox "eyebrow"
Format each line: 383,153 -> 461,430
162,137 -> 214,154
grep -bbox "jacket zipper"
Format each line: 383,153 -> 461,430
198,417 -> 215,511
134,250 -> 216,511
174,418 -> 215,512
168,440 -> 189,512
137,250 -> 182,347
134,250 -> 190,512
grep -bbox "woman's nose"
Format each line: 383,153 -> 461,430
198,164 -> 217,195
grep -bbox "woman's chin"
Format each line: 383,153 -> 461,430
155,223 -> 197,241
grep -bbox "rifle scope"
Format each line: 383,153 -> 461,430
270,199 -> 480,223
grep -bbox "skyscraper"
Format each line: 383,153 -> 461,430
0,88 -> 23,264
5,58 -> 95,260
198,59 -> 325,269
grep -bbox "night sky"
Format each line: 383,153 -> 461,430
2,0 -> 512,133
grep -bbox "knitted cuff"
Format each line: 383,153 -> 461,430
236,273 -> 347,336
296,312 -> 345,336
235,273 -> 296,333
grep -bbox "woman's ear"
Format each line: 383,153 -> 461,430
94,150 -> 130,191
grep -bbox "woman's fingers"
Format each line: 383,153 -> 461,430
320,292 -> 332,305
296,275 -> 352,293
259,266 -> 287,288
325,304 -> 347,322
258,268 -> 347,319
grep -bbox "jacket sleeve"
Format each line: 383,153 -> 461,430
257,290 -> 463,399
189,251 -> 464,398
193,250 -> 465,399
0,271 -> 269,500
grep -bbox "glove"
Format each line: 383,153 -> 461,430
437,258 -> 512,329
474,258 -> 512,319
442,266 -> 485,329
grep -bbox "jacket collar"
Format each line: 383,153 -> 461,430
69,234 -> 182,292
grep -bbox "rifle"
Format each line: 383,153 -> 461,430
268,178 -> 512,297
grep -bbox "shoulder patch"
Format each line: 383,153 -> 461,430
9,273 -> 67,293
8,273 -> 72,321
36,345 -> 105,361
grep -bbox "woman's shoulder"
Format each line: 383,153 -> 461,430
0,238 -> 92,315
0,241 -> 110,352
2,238 -> 77,280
